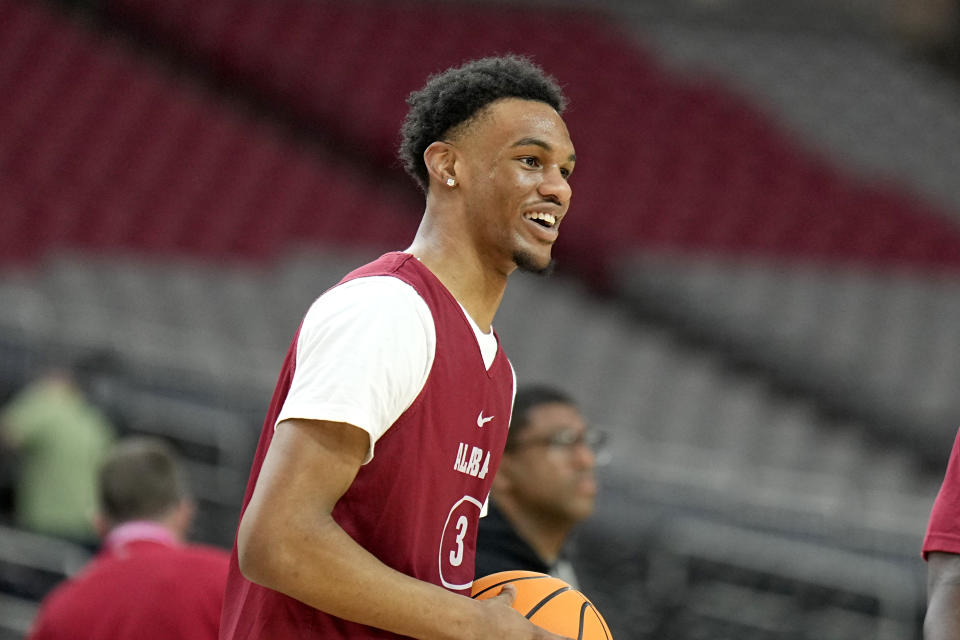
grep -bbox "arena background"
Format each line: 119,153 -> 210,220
2,0 -> 960,637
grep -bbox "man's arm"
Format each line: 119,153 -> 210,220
926,552 -> 960,640
237,417 -> 567,640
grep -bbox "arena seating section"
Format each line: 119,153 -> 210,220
2,0 -> 958,637
0,0 -> 421,265
104,0 -> 960,274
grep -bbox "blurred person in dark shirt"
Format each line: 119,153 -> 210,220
475,385 -> 605,588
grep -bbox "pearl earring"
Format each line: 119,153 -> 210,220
446,177 -> 456,187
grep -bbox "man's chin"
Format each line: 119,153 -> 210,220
513,250 -> 555,276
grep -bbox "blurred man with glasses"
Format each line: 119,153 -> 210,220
475,385 -> 606,588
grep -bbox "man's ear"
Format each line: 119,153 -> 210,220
423,141 -> 458,189
170,498 -> 196,540
92,511 -> 112,539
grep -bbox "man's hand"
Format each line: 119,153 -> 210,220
475,583 -> 573,640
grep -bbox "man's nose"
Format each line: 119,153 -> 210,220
572,440 -> 595,468
538,165 -> 571,205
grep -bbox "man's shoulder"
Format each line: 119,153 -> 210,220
81,541 -> 230,578
303,268 -> 434,338
341,251 -> 413,279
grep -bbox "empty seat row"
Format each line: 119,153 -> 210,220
614,252 -> 960,463
101,0 -> 960,281
0,0 -> 421,268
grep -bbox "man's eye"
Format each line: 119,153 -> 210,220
520,157 -> 540,168
549,432 -> 579,446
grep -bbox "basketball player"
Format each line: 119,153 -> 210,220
924,426 -> 960,639
219,55 -> 576,639
475,385 -> 601,589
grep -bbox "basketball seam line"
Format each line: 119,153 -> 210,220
588,601 -> 612,640
471,575 -> 547,599
577,601 -> 589,640
524,586 -> 572,619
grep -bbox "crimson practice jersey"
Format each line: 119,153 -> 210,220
220,252 -> 514,639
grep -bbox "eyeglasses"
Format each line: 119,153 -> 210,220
507,429 -> 608,455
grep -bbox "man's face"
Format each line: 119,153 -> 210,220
453,98 -> 576,275
498,402 -> 597,526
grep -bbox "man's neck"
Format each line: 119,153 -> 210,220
405,214 -> 511,332
103,520 -> 179,552
494,498 -> 572,566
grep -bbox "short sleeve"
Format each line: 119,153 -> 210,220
275,276 -> 435,464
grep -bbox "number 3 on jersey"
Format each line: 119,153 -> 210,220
439,495 -> 484,591
449,515 -> 468,567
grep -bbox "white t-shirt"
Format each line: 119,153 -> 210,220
275,275 -> 501,463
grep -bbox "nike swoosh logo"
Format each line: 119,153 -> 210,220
477,412 -> 494,428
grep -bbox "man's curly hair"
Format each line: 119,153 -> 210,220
399,55 -> 567,192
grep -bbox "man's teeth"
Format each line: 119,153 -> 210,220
525,212 -> 556,227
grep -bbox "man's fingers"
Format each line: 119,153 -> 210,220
488,582 -> 518,606
486,586 -> 574,640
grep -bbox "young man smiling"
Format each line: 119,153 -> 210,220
220,56 -> 576,639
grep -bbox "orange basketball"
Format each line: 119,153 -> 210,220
471,570 -> 613,640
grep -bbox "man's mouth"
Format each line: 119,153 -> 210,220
523,211 -> 557,228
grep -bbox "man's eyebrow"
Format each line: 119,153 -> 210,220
512,137 -> 576,163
